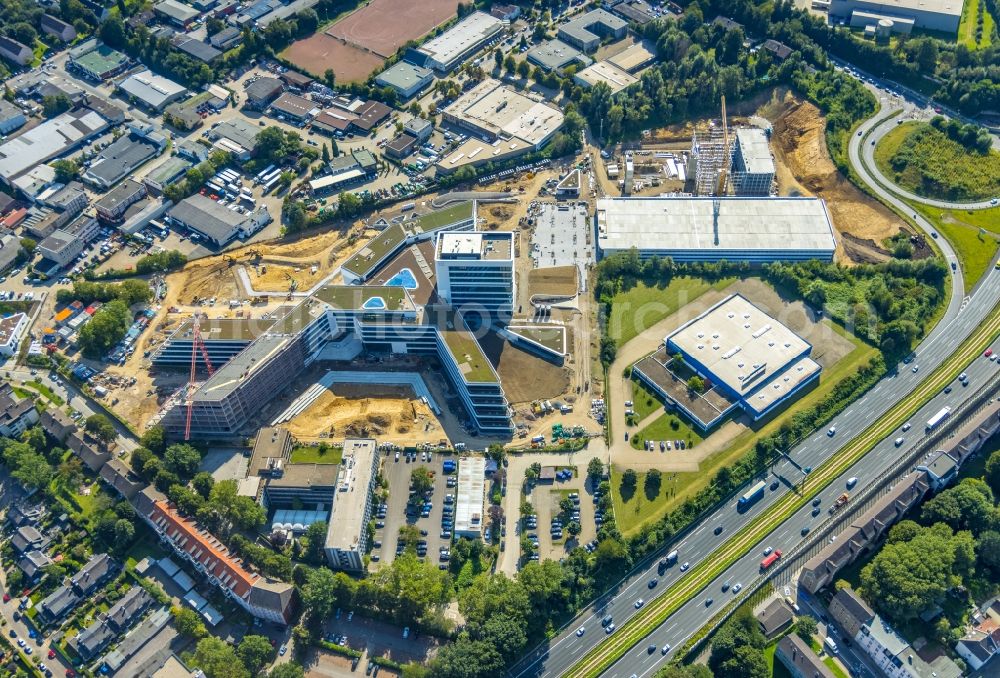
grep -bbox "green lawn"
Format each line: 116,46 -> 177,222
608,277 -> 735,347
959,0 -> 996,49
916,205 -> 1000,292
611,470 -> 674,533
125,539 -> 163,571
25,379 -> 64,405
289,445 -> 343,464
629,412 -> 703,451
628,377 -> 666,420
764,639 -> 793,678
614,320 -> 878,537
874,122 -> 1000,202
824,656 -> 849,678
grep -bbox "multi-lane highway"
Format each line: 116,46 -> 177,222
510,76 -> 1000,678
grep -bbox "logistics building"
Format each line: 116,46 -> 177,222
166,193 -> 272,247
595,196 -> 836,263
557,9 -> 628,51
118,70 -> 189,111
455,456 -> 486,539
374,61 -> 435,99
730,128 -> 775,196
324,439 -> 380,571
829,0 -> 962,34
413,11 -> 505,72
632,294 -> 822,429
526,39 -> 592,72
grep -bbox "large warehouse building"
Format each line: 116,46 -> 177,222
595,196 -> 836,263
828,0 -> 963,34
413,11 -> 505,72
632,294 -> 822,429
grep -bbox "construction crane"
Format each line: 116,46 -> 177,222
716,95 -> 730,197
183,314 -> 215,441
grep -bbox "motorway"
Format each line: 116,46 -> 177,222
509,78 -> 1000,678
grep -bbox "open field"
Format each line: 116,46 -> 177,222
959,0 -> 996,49
285,383 -> 441,443
875,122 -> 1000,202
281,33 -> 386,82
608,277 -> 735,347
325,0 -> 460,58
527,265 -> 578,298
916,205 -> 1000,291
762,90 -> 906,264
629,412 -> 703,450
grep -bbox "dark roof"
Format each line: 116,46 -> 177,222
246,77 -> 283,102
100,458 -> 145,500
776,634 -> 835,678
0,36 -> 30,57
280,70 -> 313,88
832,588 -> 875,628
107,586 -> 152,632
756,598 -> 793,636
71,619 -> 116,659
248,579 -> 294,618
713,16 -> 743,31
0,383 -> 36,430
40,584 -> 81,621
84,136 -> 160,187
94,179 -> 147,212
386,134 -> 417,155
210,26 -> 242,48
167,193 -> 246,244
172,36 -> 223,63
352,100 -> 392,131
72,553 -> 115,594
41,14 -> 75,34
762,39 -> 792,59
11,525 -> 47,554
18,550 -> 53,578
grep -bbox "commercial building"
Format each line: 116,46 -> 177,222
413,11 -> 505,73
152,316 -> 271,368
0,234 -> 21,275
36,214 -> 100,270
118,70 -> 189,111
82,133 -> 163,189
404,117 -> 434,142
775,634 -> 835,678
95,179 -> 147,223
155,0 -> 202,28
595,196 -> 837,263
0,99 -> 26,135
558,9 -> 628,52
243,426 -> 340,508
454,456 -> 486,539
605,42 -> 657,73
375,61 -> 434,99
0,313 -> 28,358
435,231 -> 514,320
307,150 -> 378,196
144,155 -> 193,194
211,25 -> 242,49
573,61 -> 638,94
440,78 -> 564,150
206,117 -> 260,161
166,193 -> 271,247
324,439 -> 379,571
633,294 -> 822,429
244,77 -> 283,110
731,128 -> 775,196
69,41 -> 130,81
607,0 -> 659,24
172,35 -> 223,64
269,92 -> 317,122
526,39 -> 592,73
137,489 -> 295,623
829,0 -> 962,34
0,109 -> 109,188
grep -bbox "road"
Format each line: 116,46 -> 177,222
509,77 -> 1000,678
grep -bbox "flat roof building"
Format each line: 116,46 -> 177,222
375,61 -> 434,99
441,78 -> 564,150
270,92 -> 318,121
829,0 -> 962,34
731,128 -> 775,196
414,11 -> 505,73
436,231 -> 515,320
605,42 -> 657,73
558,9 -> 628,52
634,294 -> 822,429
69,42 -> 130,81
81,133 -> 162,189
595,196 -> 836,263
455,456 -> 486,539
0,109 -> 109,188
573,61 -> 638,94
155,0 -> 202,27
526,39 -> 592,72
119,70 -> 189,111
324,439 -> 379,572
166,193 -> 271,247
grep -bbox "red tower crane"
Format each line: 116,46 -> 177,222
184,314 -> 215,441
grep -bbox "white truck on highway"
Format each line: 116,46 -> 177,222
926,406 -> 952,431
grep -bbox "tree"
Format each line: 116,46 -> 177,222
321,143 -> 331,163
709,608 -> 766,676
504,54 -> 516,73
201,480 -> 266,533
914,39 -> 939,72
520,500 -> 534,517
494,49 -> 503,69
43,94 -> 72,117
57,457 -> 84,488
686,376 -> 706,393
284,201 -> 307,231
172,606 -> 207,638
99,15 -> 126,48
567,521 -> 581,536
164,443 -> 202,478
52,159 -> 78,183
410,466 -> 434,495
141,425 -> 167,454
794,615 -> 818,641
78,300 -> 132,358
11,449 -> 53,490
621,468 -> 637,490
301,567 -> 340,618
268,665 -> 304,678
432,638 -> 504,677
587,457 -> 604,482
984,449 -> 1000,496
192,471 -> 215,499
237,634 -> 275,675
323,68 -> 335,89
976,530 -> 1000,573
486,443 -> 506,464
85,414 -> 117,446
645,469 -> 662,496
921,478 -> 996,534
9,22 -> 37,47
114,518 -> 135,545
516,60 -> 531,79
715,644 -> 769,678
190,637 -> 250,678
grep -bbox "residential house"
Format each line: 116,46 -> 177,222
70,586 -> 152,660
99,458 -> 146,500
775,634 -> 835,678
72,553 -> 116,596
40,407 -> 77,443
956,629 -> 1000,671
67,432 -> 112,472
41,14 -> 78,43
756,598 -> 794,638
11,525 -> 49,556
762,39 -> 793,60
0,233 -> 21,274
0,312 -> 28,358
38,584 -> 81,625
18,550 -> 53,580
0,37 -> 32,66
0,382 -> 38,438
6,503 -> 45,528
830,588 -> 875,638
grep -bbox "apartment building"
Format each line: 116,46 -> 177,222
324,439 -> 380,571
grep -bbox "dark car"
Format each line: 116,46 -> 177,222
601,615 -> 613,627
648,578 -> 658,589
714,526 -> 723,535
770,480 -> 779,491
648,644 -> 657,654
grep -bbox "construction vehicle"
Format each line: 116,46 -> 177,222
828,492 -> 850,514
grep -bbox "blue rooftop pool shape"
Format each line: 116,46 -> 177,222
362,296 -> 387,310
385,267 -> 418,290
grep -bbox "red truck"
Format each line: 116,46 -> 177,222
760,549 -> 782,570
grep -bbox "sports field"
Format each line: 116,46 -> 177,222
283,0 -> 460,82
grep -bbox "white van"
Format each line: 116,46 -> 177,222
824,637 -> 838,654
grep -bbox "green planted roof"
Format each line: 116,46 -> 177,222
342,223 -> 406,277
313,285 -> 409,311
408,201 -> 474,233
441,325 -> 497,383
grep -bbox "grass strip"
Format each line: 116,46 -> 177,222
567,303 -> 1000,677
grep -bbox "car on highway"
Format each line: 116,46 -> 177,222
661,644 -> 671,655
732,583 -> 742,594
770,480 -> 780,491
913,365 -> 919,372
847,477 -> 858,488
576,626 -> 585,637
812,506 -> 821,516
705,598 -> 714,606
801,526 -> 811,536
635,599 -> 644,609
763,546 -> 773,556
605,623 -> 616,634
721,581 -> 730,592
902,422 -> 911,432
679,561 -> 689,571
812,497 -> 822,507
714,525 -> 723,535
602,615 -> 613,627
648,578 -> 658,588
648,643 -> 657,654
827,426 -> 836,436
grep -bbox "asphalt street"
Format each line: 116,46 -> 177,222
510,77 -> 1000,678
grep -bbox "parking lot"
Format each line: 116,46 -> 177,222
529,201 -> 594,283
372,449 -> 454,569
522,467 -> 599,564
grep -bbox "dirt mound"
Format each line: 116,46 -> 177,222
477,331 -> 570,404
764,90 -> 905,264
285,384 -> 440,442
528,265 -> 578,298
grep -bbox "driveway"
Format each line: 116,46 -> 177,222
0,567 -> 71,677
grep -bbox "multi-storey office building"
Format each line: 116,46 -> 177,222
435,231 -> 514,322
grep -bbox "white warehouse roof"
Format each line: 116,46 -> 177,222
455,456 -> 486,537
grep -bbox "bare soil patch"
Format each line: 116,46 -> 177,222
478,331 -> 570,405
527,265 -> 578,297
326,0 -> 461,58
282,33 -> 385,82
761,89 -> 906,264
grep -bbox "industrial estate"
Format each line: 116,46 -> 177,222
0,0 -> 998,677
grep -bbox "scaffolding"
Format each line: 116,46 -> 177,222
691,122 -> 733,197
